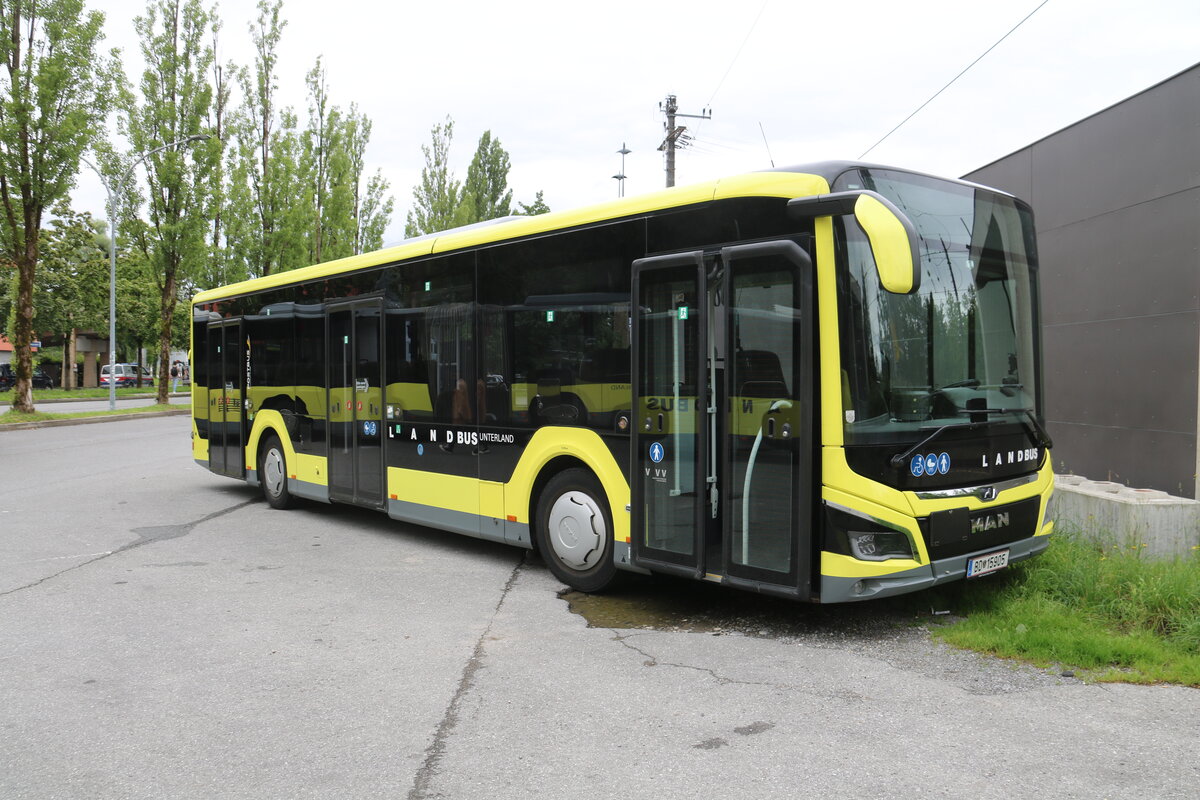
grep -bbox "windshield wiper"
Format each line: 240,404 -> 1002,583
889,422 -> 977,467
889,408 -> 1053,468
954,405 -> 1053,450
1018,408 -> 1054,450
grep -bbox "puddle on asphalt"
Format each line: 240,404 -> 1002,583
561,574 -> 953,640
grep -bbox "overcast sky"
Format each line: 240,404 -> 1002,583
76,0 -> 1200,246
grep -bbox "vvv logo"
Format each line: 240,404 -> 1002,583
645,466 -> 668,483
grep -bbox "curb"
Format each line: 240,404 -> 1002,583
0,407 -> 190,432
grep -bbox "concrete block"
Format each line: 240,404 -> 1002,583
1051,475 -> 1200,559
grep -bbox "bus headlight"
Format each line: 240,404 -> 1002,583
825,506 -> 915,562
847,531 -> 912,561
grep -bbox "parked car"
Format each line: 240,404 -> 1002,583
0,363 -> 55,391
99,363 -> 154,388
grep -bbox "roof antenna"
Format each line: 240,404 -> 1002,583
758,122 -> 775,168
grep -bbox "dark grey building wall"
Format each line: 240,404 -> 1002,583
965,64 -> 1200,498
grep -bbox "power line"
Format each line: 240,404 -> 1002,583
707,0 -> 770,107
860,0 -> 1052,159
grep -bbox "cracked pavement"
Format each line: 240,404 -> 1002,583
2,417 -> 1198,799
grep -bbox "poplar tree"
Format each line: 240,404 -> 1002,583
304,56 -> 337,263
123,0 -> 217,404
462,130 -> 513,223
0,0 -> 115,411
405,116 -> 462,238
203,8 -> 237,288
346,111 -> 392,253
230,0 -> 305,277
515,191 -> 551,216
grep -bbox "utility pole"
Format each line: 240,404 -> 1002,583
658,94 -> 711,188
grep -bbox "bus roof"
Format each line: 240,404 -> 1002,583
194,161 -> 992,305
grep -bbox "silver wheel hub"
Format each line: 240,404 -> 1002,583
263,448 -> 285,497
548,490 -> 604,570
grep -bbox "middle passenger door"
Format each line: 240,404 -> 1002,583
328,299 -> 385,509
631,241 -> 813,599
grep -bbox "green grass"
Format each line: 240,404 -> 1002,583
0,403 -> 184,424
914,528 -> 1200,686
14,386 -> 178,401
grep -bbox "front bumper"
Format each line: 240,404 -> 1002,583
819,532 -> 1050,603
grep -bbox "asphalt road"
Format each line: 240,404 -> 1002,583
1,416 -> 1197,799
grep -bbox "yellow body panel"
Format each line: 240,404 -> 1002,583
479,481 -> 505,519
192,424 -> 208,462
388,468 -> 481,515
821,551 -> 926,580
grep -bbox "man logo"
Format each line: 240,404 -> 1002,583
971,512 -> 1010,534
980,486 -> 998,502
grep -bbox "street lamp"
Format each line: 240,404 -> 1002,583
613,143 -> 631,198
80,134 -> 211,411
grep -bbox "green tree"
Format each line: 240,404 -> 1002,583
229,0 -> 306,277
405,116 -> 463,237
300,63 -> 392,262
0,0 -> 116,412
461,130 -> 512,223
114,215 -> 166,378
334,104 -> 391,255
355,164 -> 392,252
35,206 -> 108,386
515,190 -> 551,216
303,56 -> 338,263
202,9 -> 238,289
122,0 -> 217,404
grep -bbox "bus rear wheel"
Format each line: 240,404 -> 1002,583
259,434 -> 295,510
535,468 -> 617,593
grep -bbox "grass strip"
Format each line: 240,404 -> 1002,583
0,404 -> 183,424
10,386 -> 171,401
914,528 -> 1200,686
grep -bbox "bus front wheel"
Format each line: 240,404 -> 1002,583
259,434 -> 295,510
535,468 -> 617,593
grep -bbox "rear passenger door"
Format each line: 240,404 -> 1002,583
327,300 -> 385,508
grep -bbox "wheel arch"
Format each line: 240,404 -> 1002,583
506,427 -> 630,551
246,411 -> 295,481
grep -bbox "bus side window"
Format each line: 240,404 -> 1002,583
414,253 -> 476,424
478,221 -> 639,432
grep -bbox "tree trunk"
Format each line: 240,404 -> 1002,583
155,267 -> 177,405
11,242 -> 38,413
67,328 -> 78,389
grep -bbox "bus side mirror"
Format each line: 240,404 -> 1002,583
788,190 -> 921,295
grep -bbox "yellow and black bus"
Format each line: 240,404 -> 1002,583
191,162 -> 1054,602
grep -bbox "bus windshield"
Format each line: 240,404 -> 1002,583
832,168 -> 1042,446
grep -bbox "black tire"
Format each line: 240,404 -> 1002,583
258,434 -> 296,509
535,468 -> 618,593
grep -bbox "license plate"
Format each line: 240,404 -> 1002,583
966,549 -> 1009,577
